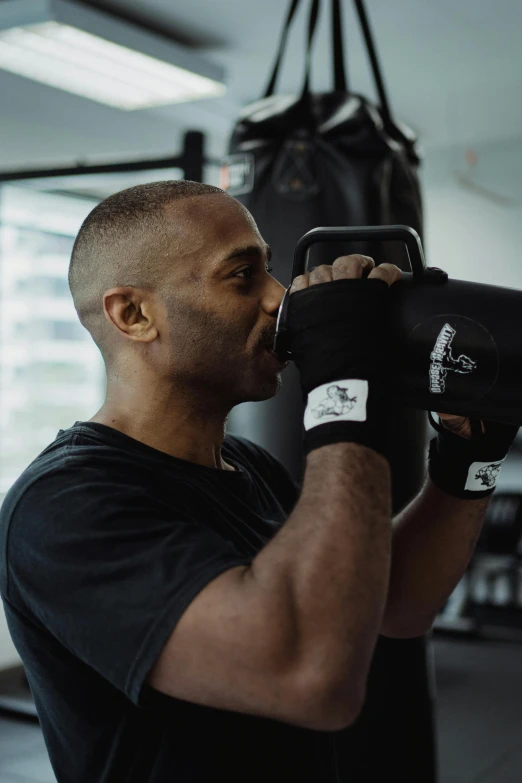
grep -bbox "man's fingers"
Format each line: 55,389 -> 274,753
308,264 -> 333,285
289,255 -> 375,294
289,258 -> 402,293
331,255 -> 375,280
367,263 -> 402,287
289,274 -> 309,294
436,412 -> 486,437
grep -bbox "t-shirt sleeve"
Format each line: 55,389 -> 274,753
7,464 -> 253,707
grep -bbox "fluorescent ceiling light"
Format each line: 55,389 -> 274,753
0,0 -> 227,110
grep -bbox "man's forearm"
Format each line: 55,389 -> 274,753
380,475 -> 491,637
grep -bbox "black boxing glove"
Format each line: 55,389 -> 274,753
285,277 -> 393,460
428,413 -> 519,499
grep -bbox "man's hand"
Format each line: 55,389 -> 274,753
435,412 -> 485,440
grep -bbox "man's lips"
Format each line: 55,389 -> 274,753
260,340 -> 288,366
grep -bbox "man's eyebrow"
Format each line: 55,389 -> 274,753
219,244 -> 272,264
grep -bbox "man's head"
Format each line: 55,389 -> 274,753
68,181 -> 287,414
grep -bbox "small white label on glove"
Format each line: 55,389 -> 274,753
465,459 -> 505,491
304,379 -> 368,431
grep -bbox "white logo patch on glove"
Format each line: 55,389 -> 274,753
304,379 -> 368,430
465,460 -> 505,491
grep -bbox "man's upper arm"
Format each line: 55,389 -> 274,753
145,563 -> 340,729
7,469 -> 252,707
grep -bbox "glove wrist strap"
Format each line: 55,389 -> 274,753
303,378 -> 390,462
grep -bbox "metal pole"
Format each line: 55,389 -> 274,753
0,132 -> 212,183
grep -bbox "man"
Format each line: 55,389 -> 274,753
0,180 -> 517,782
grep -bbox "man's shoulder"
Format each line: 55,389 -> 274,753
0,427 -> 170,551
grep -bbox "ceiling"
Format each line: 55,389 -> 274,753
1,0 -> 521,174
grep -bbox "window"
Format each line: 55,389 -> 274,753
0,184 -> 104,503
0,167 -> 186,506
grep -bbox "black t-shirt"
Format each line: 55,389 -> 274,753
0,421 -> 340,782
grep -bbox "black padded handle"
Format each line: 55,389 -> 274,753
274,225 -> 436,360
292,224 -> 427,280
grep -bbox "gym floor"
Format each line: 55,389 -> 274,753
0,632 -> 521,783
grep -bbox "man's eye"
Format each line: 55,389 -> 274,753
234,265 -> 273,280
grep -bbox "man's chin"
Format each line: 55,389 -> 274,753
239,372 -> 283,404
255,376 -> 283,401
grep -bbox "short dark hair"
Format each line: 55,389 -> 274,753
68,179 -> 226,369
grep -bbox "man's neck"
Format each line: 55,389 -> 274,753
87,407 -> 235,471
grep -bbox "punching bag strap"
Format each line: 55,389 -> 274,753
263,0 -> 302,98
353,0 -> 394,129
263,0 -> 323,112
264,0 -> 393,124
300,0 -> 322,101
332,0 -> 349,92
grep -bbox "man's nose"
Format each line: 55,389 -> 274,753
263,274 -> 287,316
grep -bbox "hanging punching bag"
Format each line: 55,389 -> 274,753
223,0 -> 426,483
224,1 -> 437,781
